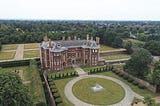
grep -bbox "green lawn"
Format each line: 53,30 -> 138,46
23,50 -> 40,58
54,78 -> 75,106
0,51 -> 15,60
72,77 -> 125,105
81,65 -> 106,72
2,44 -> 18,50
100,45 -> 118,51
24,43 -> 40,49
101,54 -> 130,60
96,71 -> 160,97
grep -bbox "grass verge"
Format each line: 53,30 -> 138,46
23,50 -> 40,58
24,43 -> 40,49
0,51 -> 15,60
2,44 -> 18,50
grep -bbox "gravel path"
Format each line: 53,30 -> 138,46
64,75 -> 143,106
14,44 -> 24,60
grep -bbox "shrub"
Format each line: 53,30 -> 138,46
122,74 -> 128,79
53,93 -> 60,98
132,81 -> 138,85
49,81 -> 55,85
51,89 -> 58,93
127,78 -> 133,82
118,72 -> 124,76
55,98 -> 62,104
138,83 -> 145,89
50,85 -> 56,89
56,103 -> 64,106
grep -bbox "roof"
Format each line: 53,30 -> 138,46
40,39 -> 99,52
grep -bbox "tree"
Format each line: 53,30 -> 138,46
143,96 -> 160,106
144,40 -> 160,56
0,42 -> 2,51
0,72 -> 33,106
112,37 -> 123,48
152,61 -> 160,92
124,48 -> 152,78
124,41 -> 133,54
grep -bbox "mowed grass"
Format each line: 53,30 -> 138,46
24,43 -> 40,49
2,44 -> 18,50
100,45 -> 118,51
101,54 -> 130,60
0,51 -> 15,60
72,77 -> 125,105
54,78 -> 75,106
23,50 -> 40,58
96,71 -> 160,97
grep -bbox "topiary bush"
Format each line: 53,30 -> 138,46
138,83 -> 145,89
53,93 -> 60,98
55,98 -> 62,104
132,81 -> 138,85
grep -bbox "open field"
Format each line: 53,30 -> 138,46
0,51 -> 15,60
2,44 -> 18,50
100,45 -> 118,51
23,50 -> 40,58
101,54 -> 130,60
24,43 -> 40,49
54,78 -> 75,106
72,77 -> 125,105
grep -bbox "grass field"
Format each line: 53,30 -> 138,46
0,51 -> 15,60
2,44 -> 18,50
23,50 -> 40,58
72,77 -> 125,105
101,54 -> 130,60
24,43 -> 40,49
81,65 -> 106,72
54,78 -> 75,106
100,45 -> 118,51
96,71 -> 160,97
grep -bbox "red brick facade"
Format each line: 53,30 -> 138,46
40,36 -> 100,71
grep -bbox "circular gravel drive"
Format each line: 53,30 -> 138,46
64,75 -> 143,106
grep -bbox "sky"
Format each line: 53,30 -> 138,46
0,0 -> 160,21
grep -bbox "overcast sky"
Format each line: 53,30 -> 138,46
0,0 -> 160,20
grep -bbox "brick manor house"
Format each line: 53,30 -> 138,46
40,35 -> 100,71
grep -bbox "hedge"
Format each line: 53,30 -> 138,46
0,58 -> 40,68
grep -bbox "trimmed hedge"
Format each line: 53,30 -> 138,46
88,67 -> 108,74
0,58 -> 40,68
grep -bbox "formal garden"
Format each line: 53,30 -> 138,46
0,59 -> 47,106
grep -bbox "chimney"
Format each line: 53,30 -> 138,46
62,36 -> 65,40
86,34 -> 89,40
96,37 -> 100,45
49,39 -> 52,48
74,36 -> 77,40
68,36 -> 71,40
91,36 -> 93,40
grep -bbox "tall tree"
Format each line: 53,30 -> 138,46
0,72 -> 33,106
124,48 -> 152,78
